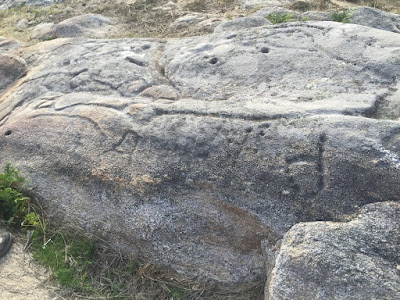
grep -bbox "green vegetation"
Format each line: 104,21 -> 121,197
0,164 -> 99,294
32,235 -> 95,290
266,13 -> 295,24
0,163 -> 34,225
171,287 -> 186,300
330,9 -> 354,23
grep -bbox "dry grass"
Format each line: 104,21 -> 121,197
0,0 -> 242,42
47,229 -> 264,300
2,0 -> 399,43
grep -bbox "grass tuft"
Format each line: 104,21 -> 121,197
330,9 -> 354,23
266,13 -> 295,24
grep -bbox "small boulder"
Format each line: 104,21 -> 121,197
267,202 -> 400,300
350,7 -> 400,33
169,13 -> 208,30
238,0 -> 293,9
214,16 -> 270,33
16,18 -> 29,29
0,36 -> 22,53
31,14 -> 115,40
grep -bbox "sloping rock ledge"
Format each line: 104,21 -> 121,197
0,9 -> 400,299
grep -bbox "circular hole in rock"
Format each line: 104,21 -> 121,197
160,67 -> 166,76
4,130 -> 12,136
245,127 -> 253,133
259,131 -> 265,136
260,47 -> 270,53
209,57 -> 218,65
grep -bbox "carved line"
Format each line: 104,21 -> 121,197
29,113 -> 108,139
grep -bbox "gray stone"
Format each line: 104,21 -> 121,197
350,6 -> 400,34
267,202 -> 400,300
0,36 -> 22,53
251,6 -> 400,34
238,0 -> 293,9
16,18 -> 29,29
0,54 -> 27,96
214,16 -> 270,33
30,23 -> 55,40
196,18 -> 223,32
0,0 -> 64,9
302,11 -> 330,21
1,20 -> 400,286
31,14 -> 115,40
169,14 -> 208,30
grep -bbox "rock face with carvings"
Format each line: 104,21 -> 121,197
0,6 -> 400,296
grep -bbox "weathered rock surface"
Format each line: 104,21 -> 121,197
169,14 -> 208,30
0,54 -> 27,96
0,36 -> 22,52
0,0 -> 64,10
239,0 -> 293,9
31,14 -> 116,40
250,6 -> 400,33
214,15 -> 270,33
350,7 -> 400,34
267,202 -> 400,300
1,13 -> 400,288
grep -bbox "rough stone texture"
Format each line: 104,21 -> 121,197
350,7 -> 400,34
302,11 -> 330,21
1,18 -> 400,285
267,202 -> 400,300
31,14 -> 116,40
0,54 -> 27,96
0,0 -> 64,10
169,13 -> 221,33
0,36 -> 22,53
214,16 -> 270,33
238,0 -> 293,9
169,14 -> 208,30
251,7 -> 400,33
